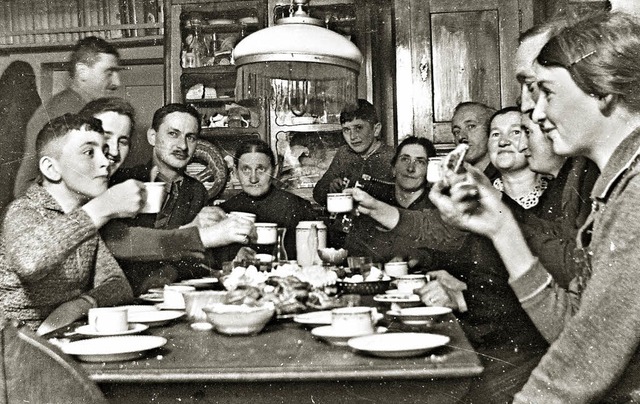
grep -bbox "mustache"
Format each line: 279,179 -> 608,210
171,150 -> 189,159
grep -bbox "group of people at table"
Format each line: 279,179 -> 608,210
1,8 -> 640,403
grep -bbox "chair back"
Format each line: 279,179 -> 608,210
0,319 -> 107,404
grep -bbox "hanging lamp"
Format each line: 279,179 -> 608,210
233,0 -> 363,123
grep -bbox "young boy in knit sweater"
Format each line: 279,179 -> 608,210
0,113 -> 143,335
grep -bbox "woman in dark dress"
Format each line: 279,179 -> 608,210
219,139 -> 317,261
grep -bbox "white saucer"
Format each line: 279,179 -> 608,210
385,289 -> 414,295
61,335 -> 167,362
128,310 -> 184,327
294,311 -> 332,327
155,303 -> 185,310
177,277 -> 218,288
387,306 -> 452,325
75,323 -> 148,337
138,292 -> 163,303
118,305 -> 159,313
373,294 -> 421,303
311,325 -> 386,347
348,332 -> 450,358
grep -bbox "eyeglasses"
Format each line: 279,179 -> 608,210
397,155 -> 428,168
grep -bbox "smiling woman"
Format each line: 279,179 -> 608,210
487,107 -> 548,210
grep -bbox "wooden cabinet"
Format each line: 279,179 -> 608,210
164,0 -> 267,148
393,0 -> 531,148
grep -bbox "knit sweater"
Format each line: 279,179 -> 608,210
0,185 -> 133,330
511,127 -> 640,403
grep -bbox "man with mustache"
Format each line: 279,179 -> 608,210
110,103 -> 244,293
77,98 -> 252,279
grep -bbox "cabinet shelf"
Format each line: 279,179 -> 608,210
273,123 -> 342,132
186,97 -> 235,104
200,127 -> 260,137
181,65 -> 237,74
185,22 -> 259,33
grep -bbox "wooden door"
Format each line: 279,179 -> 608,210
394,0 -> 529,148
111,62 -> 165,168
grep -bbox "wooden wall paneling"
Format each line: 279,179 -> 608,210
355,4 -> 373,101
372,1 -> 396,147
431,10 -> 501,121
164,0 -> 181,103
497,0 -> 520,106
393,0 -> 415,142
393,0 -> 433,144
408,0 -> 433,143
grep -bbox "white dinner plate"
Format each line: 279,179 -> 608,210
348,333 -> 450,358
61,335 -> 167,362
128,310 -> 184,327
311,325 -> 386,347
387,306 -> 452,325
74,323 -> 149,337
293,311 -> 332,327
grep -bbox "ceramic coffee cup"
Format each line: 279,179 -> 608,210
141,182 -> 166,214
254,223 -> 277,244
326,193 -> 354,213
395,274 -> 428,294
331,306 -> 376,335
384,261 -> 409,277
163,285 -> 196,309
229,211 -> 257,223
88,307 -> 128,334
426,157 -> 443,184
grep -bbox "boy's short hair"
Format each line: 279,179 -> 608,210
36,113 -> 104,159
340,99 -> 379,126
79,97 -> 136,133
151,103 -> 201,134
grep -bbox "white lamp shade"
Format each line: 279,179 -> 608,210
233,23 -> 363,76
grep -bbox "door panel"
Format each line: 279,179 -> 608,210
395,0 -> 524,146
431,10 -> 501,122
109,63 -> 164,168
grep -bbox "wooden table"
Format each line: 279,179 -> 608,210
82,314 -> 483,404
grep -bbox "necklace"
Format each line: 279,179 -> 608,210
493,176 -> 548,209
